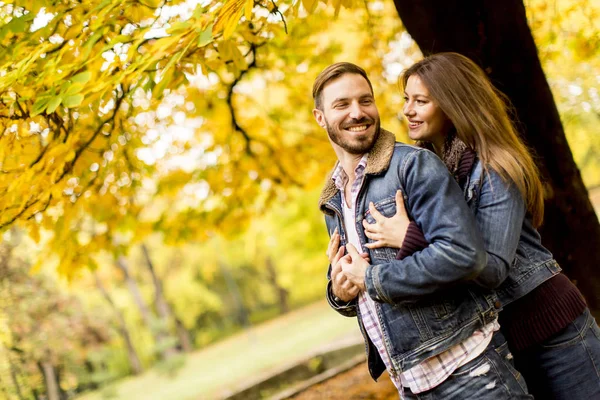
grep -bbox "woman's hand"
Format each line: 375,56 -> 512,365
363,190 -> 410,250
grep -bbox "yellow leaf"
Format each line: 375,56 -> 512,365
302,0 -> 318,13
28,223 -> 41,243
213,0 -> 245,39
244,0 -> 253,20
332,0 -> 342,16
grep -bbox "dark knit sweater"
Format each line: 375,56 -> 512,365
396,148 -> 587,352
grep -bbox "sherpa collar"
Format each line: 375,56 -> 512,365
318,129 -> 396,212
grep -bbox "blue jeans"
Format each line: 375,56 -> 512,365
403,331 -> 532,399
513,308 -> 600,399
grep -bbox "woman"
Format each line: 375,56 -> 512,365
355,52 -> 600,399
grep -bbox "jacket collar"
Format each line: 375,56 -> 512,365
318,129 -> 396,212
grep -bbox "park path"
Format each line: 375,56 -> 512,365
290,363 -> 397,399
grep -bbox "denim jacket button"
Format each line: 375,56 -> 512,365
494,300 -> 502,309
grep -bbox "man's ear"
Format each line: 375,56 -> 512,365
312,108 -> 326,129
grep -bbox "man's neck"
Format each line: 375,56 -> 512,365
337,152 -> 365,183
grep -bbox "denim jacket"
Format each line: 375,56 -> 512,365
464,159 -> 561,306
318,130 -> 499,377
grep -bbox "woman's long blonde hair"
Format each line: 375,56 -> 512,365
400,52 -> 545,227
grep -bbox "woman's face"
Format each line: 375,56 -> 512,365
403,75 -> 453,147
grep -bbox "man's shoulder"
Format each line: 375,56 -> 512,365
392,141 -> 422,153
389,141 -> 434,162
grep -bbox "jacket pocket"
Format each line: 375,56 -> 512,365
363,196 -> 402,261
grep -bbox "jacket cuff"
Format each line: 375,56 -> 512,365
396,221 -> 430,260
326,281 -> 357,317
365,264 -> 390,303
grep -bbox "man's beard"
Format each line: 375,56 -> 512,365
326,117 -> 380,155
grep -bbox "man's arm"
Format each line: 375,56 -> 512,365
364,149 -> 487,304
391,167 -> 525,288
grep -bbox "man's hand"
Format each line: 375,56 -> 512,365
330,245 -> 360,302
326,227 -> 340,264
327,227 -> 371,264
340,243 -> 370,291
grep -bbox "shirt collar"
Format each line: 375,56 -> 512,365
331,153 -> 368,191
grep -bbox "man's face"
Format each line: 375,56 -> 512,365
313,73 -> 380,156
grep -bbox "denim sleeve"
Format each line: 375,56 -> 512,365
472,169 -> 525,289
365,149 -> 487,304
326,278 -> 357,317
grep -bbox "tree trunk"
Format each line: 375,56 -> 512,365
265,257 -> 289,314
140,244 -> 192,352
4,350 -> 24,400
219,262 -> 250,327
94,272 -> 144,374
38,361 -> 60,400
115,256 -> 176,360
392,0 -> 600,312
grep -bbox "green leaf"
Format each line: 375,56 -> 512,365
63,94 -> 84,108
65,82 -> 84,96
71,71 -> 92,84
167,21 -> 192,34
46,96 -> 63,114
31,98 -> 50,116
0,13 -> 36,41
152,70 -> 173,99
199,24 -> 214,47
106,35 -> 133,48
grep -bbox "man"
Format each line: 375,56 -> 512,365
313,62 -> 531,399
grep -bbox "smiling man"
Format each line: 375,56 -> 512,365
313,62 -> 532,399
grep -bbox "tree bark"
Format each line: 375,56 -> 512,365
39,361 -> 60,400
265,257 -> 289,314
94,272 -> 144,374
140,244 -> 192,352
115,256 -> 176,360
5,351 -> 24,400
392,0 -> 600,311
219,262 -> 250,327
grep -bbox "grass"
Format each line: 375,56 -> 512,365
75,300 -> 361,400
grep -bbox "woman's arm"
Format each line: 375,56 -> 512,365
362,190 -> 429,259
471,168 -> 526,289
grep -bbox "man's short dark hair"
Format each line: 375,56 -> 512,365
312,62 -> 374,110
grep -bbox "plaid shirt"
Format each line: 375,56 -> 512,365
332,156 -> 498,396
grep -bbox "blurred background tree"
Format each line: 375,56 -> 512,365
0,0 -> 599,398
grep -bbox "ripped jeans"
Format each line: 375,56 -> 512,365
402,331 -> 532,399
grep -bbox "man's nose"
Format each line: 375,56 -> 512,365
348,102 -> 366,119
